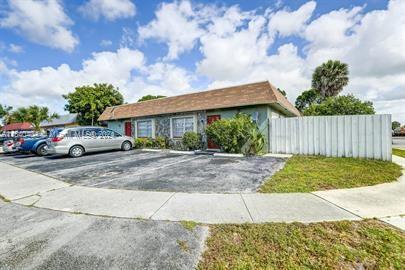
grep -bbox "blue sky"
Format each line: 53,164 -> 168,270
0,0 -> 404,122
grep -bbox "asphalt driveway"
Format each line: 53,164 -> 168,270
0,200 -> 207,270
0,150 -> 285,193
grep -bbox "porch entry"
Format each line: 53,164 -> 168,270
207,115 -> 221,149
124,121 -> 132,137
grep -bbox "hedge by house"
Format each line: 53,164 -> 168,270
205,113 -> 265,155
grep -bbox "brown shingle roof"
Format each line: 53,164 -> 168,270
98,81 -> 300,121
1,122 -> 33,131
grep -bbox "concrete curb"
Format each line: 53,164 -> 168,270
213,153 -> 244,158
141,149 -> 196,155
1,155 -> 404,224
263,153 -> 293,158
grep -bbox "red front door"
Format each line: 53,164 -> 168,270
124,122 -> 132,137
207,115 -> 221,149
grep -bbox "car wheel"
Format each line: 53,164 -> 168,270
69,145 -> 84,158
36,144 -> 48,156
121,141 -> 132,151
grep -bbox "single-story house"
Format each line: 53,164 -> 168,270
1,122 -> 34,137
98,81 -> 300,151
40,113 -> 79,130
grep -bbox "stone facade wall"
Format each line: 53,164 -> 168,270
196,111 -> 207,149
131,111 -> 208,149
155,116 -> 171,137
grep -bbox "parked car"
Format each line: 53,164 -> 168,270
47,126 -> 133,157
18,135 -> 49,156
2,139 -> 18,153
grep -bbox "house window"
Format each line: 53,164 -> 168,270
137,120 -> 152,138
172,117 -> 195,138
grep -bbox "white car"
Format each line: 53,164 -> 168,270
47,126 -> 133,158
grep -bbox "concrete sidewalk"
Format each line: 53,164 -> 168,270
314,155 -> 405,218
1,157 -> 404,224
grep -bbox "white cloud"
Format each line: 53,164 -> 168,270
268,1 -> 316,37
100,39 -> 113,47
79,0 -> 136,21
197,15 -> 272,81
120,27 -> 137,48
195,0 -> 405,122
8,43 -> 23,53
304,6 -> 363,52
145,63 -> 193,92
204,43 -> 309,104
302,0 -> 405,122
125,63 -> 194,101
206,6 -> 252,37
138,0 -> 204,60
1,0 -> 404,123
0,48 -> 194,113
0,0 -> 78,52
0,48 -> 145,110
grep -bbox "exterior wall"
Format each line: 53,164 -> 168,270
105,104 -> 293,152
107,120 -> 125,135
131,112 -> 202,139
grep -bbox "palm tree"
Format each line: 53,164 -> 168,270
9,107 -> 29,123
0,104 -> 13,124
312,60 -> 349,98
9,106 -> 59,131
26,105 -> 59,131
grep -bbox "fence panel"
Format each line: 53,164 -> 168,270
269,114 -> 392,161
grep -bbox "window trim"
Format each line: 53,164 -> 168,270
170,115 -> 197,139
134,119 -> 155,139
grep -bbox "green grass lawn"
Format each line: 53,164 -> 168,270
393,148 -> 405,158
198,220 -> 405,269
260,155 -> 402,193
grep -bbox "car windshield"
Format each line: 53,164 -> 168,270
49,128 -> 64,138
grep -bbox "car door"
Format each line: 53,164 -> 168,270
111,130 -> 124,149
97,128 -> 116,150
81,128 -> 99,152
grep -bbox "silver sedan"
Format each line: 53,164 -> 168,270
47,127 -> 133,158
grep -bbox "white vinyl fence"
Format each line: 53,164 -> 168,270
268,114 -> 392,161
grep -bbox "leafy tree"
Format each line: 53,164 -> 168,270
295,89 -> 323,112
137,94 -> 166,102
0,104 -> 13,124
63,83 -> 124,125
392,121 -> 401,130
312,60 -> 349,98
303,95 -> 375,116
9,106 -> 58,131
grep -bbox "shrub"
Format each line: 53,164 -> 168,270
182,131 -> 200,150
206,113 -> 264,155
155,136 -> 167,149
242,127 -> 265,156
168,139 -> 184,151
134,138 -> 147,149
144,138 -> 154,148
134,137 -> 154,149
